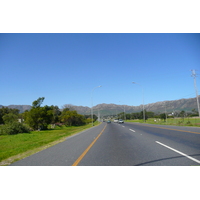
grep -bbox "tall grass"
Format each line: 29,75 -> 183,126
0,122 -> 100,164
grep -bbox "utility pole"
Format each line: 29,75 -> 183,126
191,70 -> 200,118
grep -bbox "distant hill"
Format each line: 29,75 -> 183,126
0,105 -> 31,113
1,96 -> 199,115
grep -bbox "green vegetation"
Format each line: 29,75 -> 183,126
0,106 -> 19,124
117,111 -> 156,121
0,122 -> 30,135
0,97 -> 97,135
23,97 -> 61,130
60,109 -> 86,126
0,97 -> 99,165
127,117 -> 200,127
115,109 -> 200,127
0,121 -> 100,165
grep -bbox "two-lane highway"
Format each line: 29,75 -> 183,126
10,122 -> 200,166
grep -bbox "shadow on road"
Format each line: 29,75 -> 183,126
135,154 -> 200,166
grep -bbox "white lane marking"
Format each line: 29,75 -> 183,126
122,126 -> 125,127
156,141 -> 200,164
129,129 -> 135,132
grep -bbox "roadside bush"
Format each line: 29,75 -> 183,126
186,121 -> 192,126
177,121 -> 184,126
0,122 -> 30,135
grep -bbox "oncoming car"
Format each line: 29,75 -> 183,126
118,119 -> 124,123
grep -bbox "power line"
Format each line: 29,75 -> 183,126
181,92 -> 198,98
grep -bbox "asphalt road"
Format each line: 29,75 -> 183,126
10,122 -> 200,166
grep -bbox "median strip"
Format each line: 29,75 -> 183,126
72,124 -> 107,166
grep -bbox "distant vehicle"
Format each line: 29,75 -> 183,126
114,119 -> 118,123
118,119 -> 124,123
107,120 -> 111,123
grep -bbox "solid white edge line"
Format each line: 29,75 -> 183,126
156,141 -> 200,164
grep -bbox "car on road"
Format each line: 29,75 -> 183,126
114,119 -> 118,123
107,120 -> 111,123
118,119 -> 124,123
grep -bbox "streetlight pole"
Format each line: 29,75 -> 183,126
132,82 -> 145,122
191,70 -> 200,118
91,85 -> 102,126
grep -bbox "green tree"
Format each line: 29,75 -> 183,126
92,114 -> 98,122
0,107 -> 19,124
2,113 -> 18,124
146,111 -> 155,118
126,113 -> 131,120
131,112 -> 141,119
136,110 -> 148,120
117,112 -> 125,120
50,105 -> 61,124
25,107 -> 42,130
25,106 -> 54,130
60,110 -> 86,126
191,109 -> 198,117
24,97 -> 54,130
179,110 -> 186,121
160,113 -> 167,121
32,97 -> 45,108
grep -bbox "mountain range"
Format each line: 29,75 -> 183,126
65,96 -> 199,116
1,96 -> 199,116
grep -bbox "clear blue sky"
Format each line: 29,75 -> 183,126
1,33 -> 200,108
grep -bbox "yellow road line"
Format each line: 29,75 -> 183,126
133,124 -> 200,134
72,124 -> 107,166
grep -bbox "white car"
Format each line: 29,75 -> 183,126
118,119 -> 124,123
114,119 -> 118,123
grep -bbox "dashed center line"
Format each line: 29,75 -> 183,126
129,129 -> 135,132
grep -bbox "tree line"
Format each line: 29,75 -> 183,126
116,109 -> 199,121
0,97 -> 97,135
